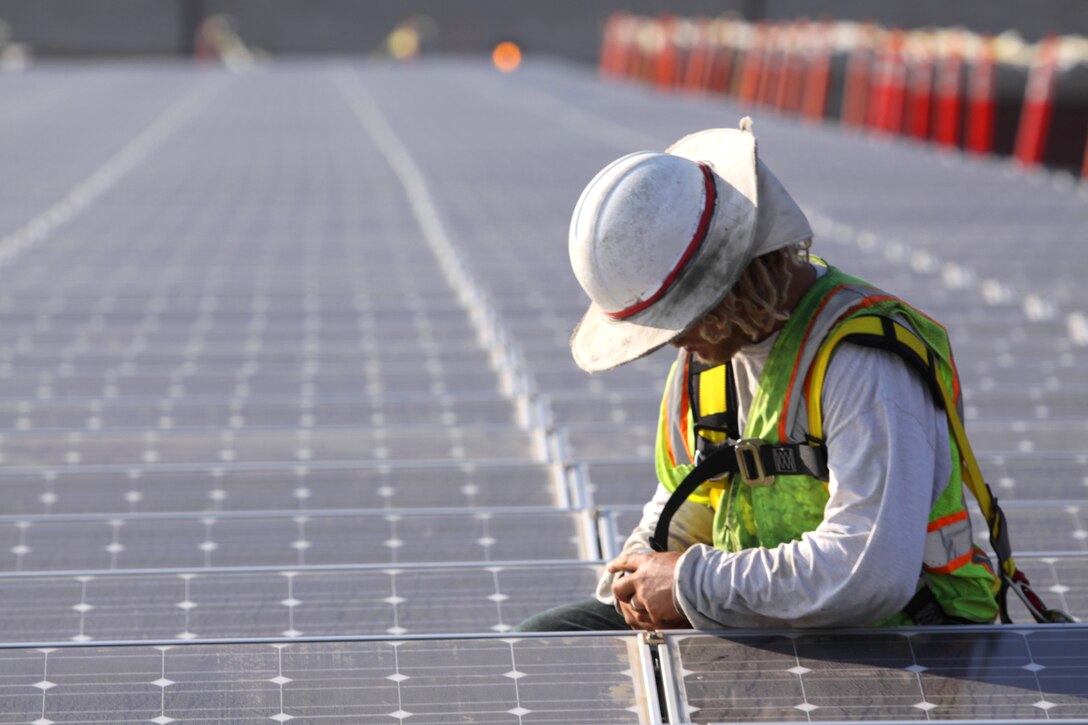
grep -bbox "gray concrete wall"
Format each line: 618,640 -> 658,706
0,0 -> 1084,60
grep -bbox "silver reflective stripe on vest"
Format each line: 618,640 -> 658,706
779,282 -> 881,441
923,512 -> 975,573
665,351 -> 690,464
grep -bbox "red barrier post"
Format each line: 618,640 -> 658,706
933,31 -> 966,148
653,15 -> 680,89
1082,129 -> 1088,178
599,13 -> 617,76
841,23 -> 877,127
614,16 -> 637,79
902,31 -> 934,139
868,29 -> 907,133
964,35 -> 997,154
1014,35 -> 1061,167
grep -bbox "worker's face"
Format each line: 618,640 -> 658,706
670,315 -> 753,366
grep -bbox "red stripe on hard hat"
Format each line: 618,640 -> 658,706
604,163 -> 717,321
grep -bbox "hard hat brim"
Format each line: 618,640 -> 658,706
570,126 -> 760,373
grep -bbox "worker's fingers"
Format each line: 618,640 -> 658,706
617,598 -> 654,630
606,553 -> 646,574
611,571 -> 636,601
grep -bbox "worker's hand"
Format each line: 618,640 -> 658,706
608,551 -> 691,631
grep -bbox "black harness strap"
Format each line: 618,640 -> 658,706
649,440 -> 828,552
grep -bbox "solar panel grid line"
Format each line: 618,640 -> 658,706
0,627 -> 650,652
0,558 -> 608,582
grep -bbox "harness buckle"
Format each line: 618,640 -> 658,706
735,438 -> 774,487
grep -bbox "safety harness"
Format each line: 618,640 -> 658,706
650,314 -> 1073,625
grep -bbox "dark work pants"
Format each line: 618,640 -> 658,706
513,597 -> 631,632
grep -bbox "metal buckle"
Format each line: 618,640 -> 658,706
735,438 -> 774,487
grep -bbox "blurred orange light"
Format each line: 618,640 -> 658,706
492,41 -> 522,72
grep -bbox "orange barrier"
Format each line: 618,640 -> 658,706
682,20 -> 712,90
758,25 -> 784,107
735,23 -> 766,105
707,21 -> 739,94
800,22 -> 833,121
775,23 -> 807,113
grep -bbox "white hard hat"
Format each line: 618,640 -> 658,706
569,118 -> 813,372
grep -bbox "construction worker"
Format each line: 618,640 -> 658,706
516,119 -> 1002,632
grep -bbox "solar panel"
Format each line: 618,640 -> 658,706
0,392 -> 520,430
0,635 -> 656,723
0,426 -> 539,467
662,628 -> 1088,723
2,511 -> 590,573
0,460 -> 565,515
0,564 -> 603,643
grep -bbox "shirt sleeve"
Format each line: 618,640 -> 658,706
673,342 -> 951,628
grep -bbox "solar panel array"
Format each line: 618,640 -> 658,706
0,58 -> 1085,722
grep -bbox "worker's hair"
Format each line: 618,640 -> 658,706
697,240 -> 811,344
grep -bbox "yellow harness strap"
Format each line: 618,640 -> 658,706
807,318 -> 1003,538
693,363 -> 731,446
